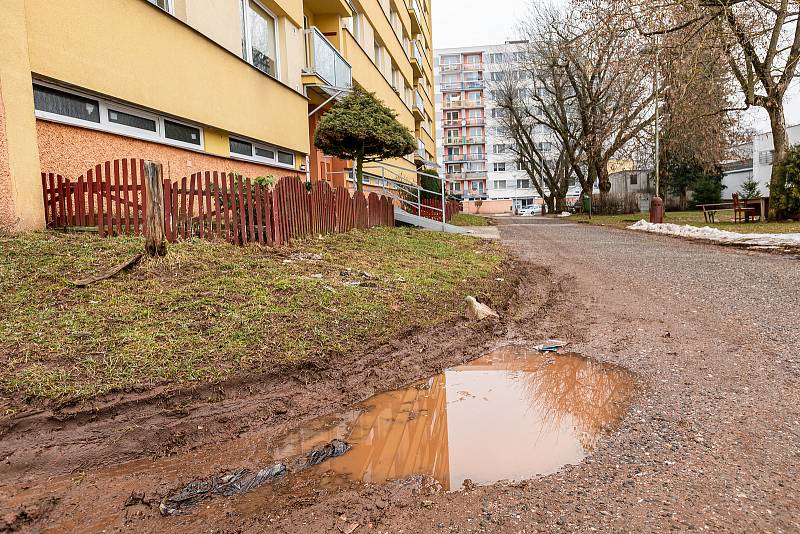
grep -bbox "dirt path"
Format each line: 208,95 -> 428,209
3,219 -> 799,532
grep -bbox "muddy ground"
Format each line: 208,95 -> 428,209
3,217 -> 799,533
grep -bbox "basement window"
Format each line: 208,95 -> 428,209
164,120 -> 201,146
32,81 -> 205,151
230,136 -> 295,168
277,150 -> 295,166
33,84 -> 100,124
108,108 -> 157,132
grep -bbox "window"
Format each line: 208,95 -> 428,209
493,162 -> 506,172
164,120 -> 201,146
230,138 -> 253,156
256,146 -> 275,159
465,54 -> 481,64
491,108 -> 507,118
493,144 -> 507,154
451,182 -> 462,192
630,173 -> 638,186
493,180 -> 507,189
277,150 -> 294,166
242,0 -> 278,78
34,84 -> 100,123
489,53 -> 503,64
517,179 -> 530,189
107,109 -> 157,132
759,150 -> 774,165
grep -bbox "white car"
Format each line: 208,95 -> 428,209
518,204 -> 542,216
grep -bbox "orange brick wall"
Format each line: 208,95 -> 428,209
36,120 -> 302,182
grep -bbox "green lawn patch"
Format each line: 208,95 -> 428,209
571,211 -> 800,234
0,228 -> 509,405
449,213 -> 491,227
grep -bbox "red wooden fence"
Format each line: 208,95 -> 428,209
417,198 -> 463,222
41,159 -> 394,246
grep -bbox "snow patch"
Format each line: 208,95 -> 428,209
628,220 -> 800,247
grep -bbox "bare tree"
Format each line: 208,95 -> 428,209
629,0 -> 800,218
492,58 -> 576,213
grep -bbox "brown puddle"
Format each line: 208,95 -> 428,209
267,346 -> 638,491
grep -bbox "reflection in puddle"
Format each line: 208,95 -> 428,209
270,346 -> 637,491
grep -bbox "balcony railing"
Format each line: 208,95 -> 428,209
463,62 -> 484,71
304,27 -> 352,88
443,98 -> 484,109
445,172 -> 465,180
444,137 -> 464,145
413,91 -> 425,120
440,63 -> 462,72
416,138 -> 426,159
465,136 -> 485,144
443,153 -> 486,162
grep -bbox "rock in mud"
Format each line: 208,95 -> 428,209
465,296 -> 499,321
159,463 -> 286,516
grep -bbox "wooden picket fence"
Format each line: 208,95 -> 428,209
417,198 -> 463,222
41,158 -> 394,246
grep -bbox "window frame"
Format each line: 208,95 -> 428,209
32,80 -> 205,151
240,0 -> 281,81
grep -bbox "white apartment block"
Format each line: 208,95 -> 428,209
434,42 -> 554,213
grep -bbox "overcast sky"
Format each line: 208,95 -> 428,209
431,0 -> 800,132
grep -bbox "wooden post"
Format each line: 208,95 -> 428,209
143,161 -> 167,257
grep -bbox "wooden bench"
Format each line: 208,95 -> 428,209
697,193 -> 759,223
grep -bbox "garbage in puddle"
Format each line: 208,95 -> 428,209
533,339 -> 568,352
159,439 -> 349,515
267,346 -> 637,491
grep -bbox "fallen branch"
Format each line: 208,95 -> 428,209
71,254 -> 143,287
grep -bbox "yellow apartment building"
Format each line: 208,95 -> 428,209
0,0 -> 436,231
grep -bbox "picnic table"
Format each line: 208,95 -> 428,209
697,194 -> 766,223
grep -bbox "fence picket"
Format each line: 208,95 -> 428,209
237,176 -> 247,244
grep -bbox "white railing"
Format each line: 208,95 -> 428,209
304,27 -> 352,88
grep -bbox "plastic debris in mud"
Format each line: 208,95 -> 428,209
160,464 -> 287,516
159,439 -> 350,516
533,339 -> 568,352
304,439 -> 350,468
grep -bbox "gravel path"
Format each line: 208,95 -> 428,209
372,218 -> 800,532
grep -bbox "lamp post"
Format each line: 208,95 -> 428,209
649,36 -> 664,224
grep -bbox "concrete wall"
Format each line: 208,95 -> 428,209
462,199 -> 512,215
37,121 -> 300,183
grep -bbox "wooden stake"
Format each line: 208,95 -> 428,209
143,161 -> 167,257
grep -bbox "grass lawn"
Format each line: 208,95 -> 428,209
0,228 -> 509,406
449,213 -> 491,227
571,210 -> 800,234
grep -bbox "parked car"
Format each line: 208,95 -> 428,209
518,204 -> 542,216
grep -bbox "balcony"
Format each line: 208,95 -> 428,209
465,136 -> 486,144
408,0 -> 424,34
304,27 -> 352,89
463,62 -> 484,71
413,91 -> 425,121
441,81 -> 463,91
464,80 -> 485,90
444,137 -> 464,146
411,41 -> 424,79
443,98 -> 484,110
445,172 -> 466,180
443,153 -> 486,163
440,63 -> 462,73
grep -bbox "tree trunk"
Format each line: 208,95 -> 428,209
545,196 -> 555,214
556,195 -> 567,212
355,151 -> 365,192
596,161 -> 611,211
767,104 -> 788,220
